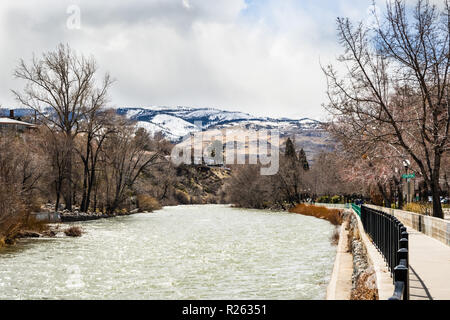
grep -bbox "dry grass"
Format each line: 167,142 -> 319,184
402,202 -> 432,215
22,215 -> 49,233
137,195 -> 162,212
330,227 -> 340,245
64,226 -> 83,237
289,204 -> 344,225
175,190 -> 191,204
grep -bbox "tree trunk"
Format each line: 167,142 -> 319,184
377,182 -> 391,208
80,166 -> 88,212
397,185 -> 403,209
85,170 -> 95,212
431,174 -> 443,219
55,189 -> 60,213
64,138 -> 73,211
429,151 -> 444,219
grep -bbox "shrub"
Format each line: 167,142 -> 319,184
190,196 -> 203,204
330,227 -> 340,245
289,204 -> 343,225
317,196 -> 330,203
402,202 -> 432,215
137,195 -> 161,212
175,190 -> 190,204
330,195 -> 342,204
22,215 -> 49,233
64,226 -> 83,237
27,197 -> 44,213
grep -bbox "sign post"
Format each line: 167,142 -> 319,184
402,173 -> 415,203
402,173 -> 415,179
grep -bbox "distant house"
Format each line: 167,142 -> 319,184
0,117 -> 36,132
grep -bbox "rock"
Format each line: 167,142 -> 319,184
5,238 -> 16,245
41,230 -> 57,237
17,230 -> 41,238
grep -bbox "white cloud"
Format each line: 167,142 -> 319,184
1,0 -> 439,120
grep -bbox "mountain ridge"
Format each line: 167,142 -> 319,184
115,106 -> 322,141
1,106 -> 332,158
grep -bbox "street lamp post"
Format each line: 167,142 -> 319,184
403,160 -> 411,204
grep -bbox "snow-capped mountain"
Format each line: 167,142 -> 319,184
116,106 -> 323,141
1,106 -> 332,157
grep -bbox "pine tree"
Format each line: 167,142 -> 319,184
298,148 -> 309,171
285,138 -> 297,160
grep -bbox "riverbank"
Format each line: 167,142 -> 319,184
0,205 -> 336,299
0,209 -> 156,247
289,204 -> 344,225
59,209 -> 149,222
326,208 -> 396,300
326,216 -> 352,299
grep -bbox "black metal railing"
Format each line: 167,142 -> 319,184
360,205 -> 409,300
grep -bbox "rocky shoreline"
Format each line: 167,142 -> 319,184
59,209 -> 141,222
38,204 -> 147,223
347,214 -> 378,300
1,209 -> 151,245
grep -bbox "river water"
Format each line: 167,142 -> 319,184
0,205 -> 337,300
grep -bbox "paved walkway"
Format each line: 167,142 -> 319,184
408,227 -> 450,300
326,221 -> 352,300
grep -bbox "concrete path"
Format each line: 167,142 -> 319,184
408,227 -> 450,300
409,266 -> 433,300
327,221 -> 353,300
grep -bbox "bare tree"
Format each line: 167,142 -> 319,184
0,132 -> 43,239
12,44 -> 113,210
308,151 -> 355,199
101,117 -> 161,214
224,165 -> 269,209
269,138 -> 308,206
76,109 -> 115,212
38,128 -> 69,212
323,0 -> 450,218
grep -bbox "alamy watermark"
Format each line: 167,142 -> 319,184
66,4 -> 81,30
65,265 -> 85,289
170,123 -> 280,175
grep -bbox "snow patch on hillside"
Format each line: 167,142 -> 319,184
151,114 -> 200,138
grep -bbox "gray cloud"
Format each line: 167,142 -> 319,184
1,0 -> 419,120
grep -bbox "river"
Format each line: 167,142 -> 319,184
0,205 -> 337,300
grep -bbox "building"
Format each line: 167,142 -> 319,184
0,112 -> 37,132
0,117 -> 36,131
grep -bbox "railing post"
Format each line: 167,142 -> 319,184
399,235 -> 409,300
399,238 -> 408,251
398,248 -> 408,267
394,263 -> 408,300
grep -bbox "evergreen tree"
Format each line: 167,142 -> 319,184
298,148 -> 309,171
284,138 -> 297,160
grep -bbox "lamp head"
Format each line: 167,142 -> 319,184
402,159 -> 410,168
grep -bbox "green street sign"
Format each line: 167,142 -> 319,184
402,173 -> 415,179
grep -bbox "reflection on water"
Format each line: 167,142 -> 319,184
0,205 -> 336,300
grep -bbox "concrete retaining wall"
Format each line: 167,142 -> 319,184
326,221 -> 352,300
366,205 -> 450,247
314,203 -> 350,209
30,212 -> 61,223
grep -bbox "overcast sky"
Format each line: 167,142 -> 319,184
0,0 -> 440,120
